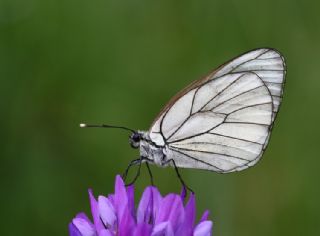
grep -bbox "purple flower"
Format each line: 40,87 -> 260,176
69,175 -> 213,236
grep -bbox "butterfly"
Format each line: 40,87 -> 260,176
81,48 -> 286,188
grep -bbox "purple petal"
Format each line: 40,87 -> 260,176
180,187 -> 187,202
150,187 -> 162,221
107,194 -> 115,206
176,193 -> 196,235
137,187 -> 152,224
133,223 -> 152,236
72,217 -> 97,236
98,196 -> 116,228
69,213 -> 93,236
76,213 -> 92,221
193,221 -> 212,236
184,193 -> 196,226
69,222 -> 82,236
114,175 -> 128,220
98,229 -> 114,236
137,187 -> 162,224
89,189 -> 104,233
199,210 -> 210,222
126,184 -> 135,216
151,222 -> 174,236
118,207 -> 136,236
155,194 -> 184,233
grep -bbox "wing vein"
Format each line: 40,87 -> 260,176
208,132 -> 263,145
229,49 -> 269,73
197,73 -> 247,112
226,102 -> 272,115
224,121 -> 269,126
171,146 -> 250,162
172,141 -> 260,156
168,116 -> 227,144
171,148 -> 224,171
235,69 -> 284,72
210,84 -> 266,111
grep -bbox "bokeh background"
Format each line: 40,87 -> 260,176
1,0 -> 319,235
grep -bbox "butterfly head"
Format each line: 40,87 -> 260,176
129,132 -> 142,149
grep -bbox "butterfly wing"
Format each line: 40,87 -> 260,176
149,48 -> 286,173
212,48 -> 285,121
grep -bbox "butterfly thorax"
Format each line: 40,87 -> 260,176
131,131 -> 168,167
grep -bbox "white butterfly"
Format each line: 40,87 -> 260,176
129,48 -> 286,174
82,48 -> 286,175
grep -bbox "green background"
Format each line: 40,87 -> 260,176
1,0 -> 319,235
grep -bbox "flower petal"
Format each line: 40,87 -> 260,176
133,223 -> 152,236
176,193 -> 196,235
137,187 -> 162,224
118,207 -> 136,236
126,184 -> 135,216
98,229 -> 114,236
137,187 -> 152,224
89,189 -> 104,233
114,175 -> 128,220
76,212 -> 92,221
180,187 -> 187,202
69,222 -> 82,236
193,221 -> 212,236
199,210 -> 210,222
151,222 -> 174,236
185,193 -> 196,225
72,217 -> 97,236
155,194 -> 184,233
98,196 -> 116,228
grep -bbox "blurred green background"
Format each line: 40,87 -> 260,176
1,0 -> 319,235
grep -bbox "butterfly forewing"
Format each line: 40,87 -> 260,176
212,48 -> 285,120
149,48 -> 285,173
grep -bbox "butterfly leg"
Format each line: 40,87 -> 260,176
122,158 -> 141,182
165,159 -> 194,193
124,157 -> 155,186
145,162 -> 154,186
125,159 -> 142,186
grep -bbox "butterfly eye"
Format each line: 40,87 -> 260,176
132,133 -> 140,142
129,133 -> 141,149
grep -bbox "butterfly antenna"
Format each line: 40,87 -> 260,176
79,123 -> 136,133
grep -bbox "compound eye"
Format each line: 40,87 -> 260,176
132,133 -> 140,142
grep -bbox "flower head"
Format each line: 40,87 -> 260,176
69,175 -> 213,236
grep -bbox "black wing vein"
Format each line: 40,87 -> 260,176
171,148 -> 224,172
171,146 -> 251,162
